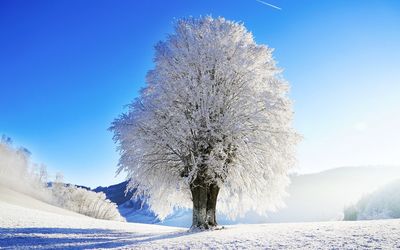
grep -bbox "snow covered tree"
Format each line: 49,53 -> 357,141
0,137 -> 51,202
50,180 -> 125,221
111,16 -> 299,230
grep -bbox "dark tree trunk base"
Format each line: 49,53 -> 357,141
189,225 -> 224,232
190,177 -> 220,231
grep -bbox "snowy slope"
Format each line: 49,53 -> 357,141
1,186 -> 400,249
0,185 -> 83,218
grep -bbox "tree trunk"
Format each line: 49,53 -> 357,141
190,177 -> 220,230
206,183 -> 219,227
190,177 -> 208,230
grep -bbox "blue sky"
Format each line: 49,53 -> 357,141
1,0 -> 399,188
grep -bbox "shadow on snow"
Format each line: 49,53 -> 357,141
0,227 -> 191,249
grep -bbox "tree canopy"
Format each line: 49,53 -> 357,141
111,16 -> 299,222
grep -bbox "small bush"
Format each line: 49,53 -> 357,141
51,176 -> 125,221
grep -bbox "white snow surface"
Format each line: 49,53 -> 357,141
1,186 -> 400,249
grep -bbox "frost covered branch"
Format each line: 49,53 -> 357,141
111,16 -> 299,229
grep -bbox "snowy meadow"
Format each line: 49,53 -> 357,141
1,188 -> 400,249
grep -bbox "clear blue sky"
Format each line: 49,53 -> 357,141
1,0 -> 399,188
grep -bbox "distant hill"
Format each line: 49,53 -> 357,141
47,182 -> 91,191
93,181 -> 160,224
91,166 -> 400,227
266,166 -> 400,223
93,181 -> 133,205
343,179 -> 400,221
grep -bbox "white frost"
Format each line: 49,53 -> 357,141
111,16 -> 299,220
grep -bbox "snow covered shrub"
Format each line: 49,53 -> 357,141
50,177 -> 125,221
344,179 -> 400,220
0,136 -> 123,221
0,136 -> 51,202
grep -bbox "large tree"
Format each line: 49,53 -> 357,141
111,16 -> 299,230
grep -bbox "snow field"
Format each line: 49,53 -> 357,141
1,187 -> 399,249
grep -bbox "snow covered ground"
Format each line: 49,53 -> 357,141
1,185 -> 400,249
